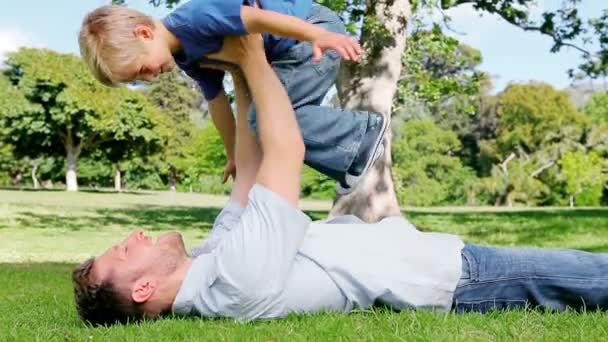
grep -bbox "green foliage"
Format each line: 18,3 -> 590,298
496,82 -> 587,156
122,158 -> 167,190
479,159 -> 549,207
392,119 -> 477,206
398,25 -> 485,120
144,70 -> 203,187
74,156 -> 113,187
179,124 -> 226,188
300,166 -> 336,199
0,142 -> 17,185
560,151 -> 604,206
584,92 -> 608,123
183,175 -> 232,195
0,48 -> 166,190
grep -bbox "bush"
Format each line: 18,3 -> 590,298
178,175 -> 232,195
300,166 -> 336,199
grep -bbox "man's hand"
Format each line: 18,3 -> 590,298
223,159 -> 237,183
206,34 -> 265,66
312,31 -> 362,63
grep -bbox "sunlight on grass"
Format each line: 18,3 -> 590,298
2,189 -> 608,340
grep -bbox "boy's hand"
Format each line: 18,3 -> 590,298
206,34 -> 265,66
312,32 -> 362,63
222,159 -> 237,183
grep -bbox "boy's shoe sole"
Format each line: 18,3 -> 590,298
335,114 -> 388,195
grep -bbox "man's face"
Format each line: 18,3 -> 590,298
92,230 -> 188,292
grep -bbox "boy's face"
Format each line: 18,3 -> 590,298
121,25 -> 176,82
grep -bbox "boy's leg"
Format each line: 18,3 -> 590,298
452,244 -> 608,313
247,4 -> 387,191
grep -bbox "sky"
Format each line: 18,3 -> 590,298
0,0 -> 604,93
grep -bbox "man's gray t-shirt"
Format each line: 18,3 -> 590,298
173,185 -> 464,321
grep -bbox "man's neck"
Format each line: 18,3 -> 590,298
152,257 -> 193,312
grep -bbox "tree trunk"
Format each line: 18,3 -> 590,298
66,147 -> 78,192
330,0 -> 410,222
168,167 -> 177,192
114,167 -> 122,192
31,160 -> 40,190
64,130 -> 81,192
569,195 -> 574,208
11,171 -> 23,186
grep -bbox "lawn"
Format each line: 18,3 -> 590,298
1,189 -> 608,341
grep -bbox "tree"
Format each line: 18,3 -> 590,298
0,72 -> 45,187
481,158 -> 549,207
396,25 -> 486,130
0,142 -> 18,185
584,92 -> 608,123
144,70 -> 202,191
392,119 -> 477,206
473,83 -> 589,205
560,150 -> 604,206
175,123 -> 225,192
496,83 -> 587,155
0,48 -> 164,191
128,0 -> 608,219
324,0 -> 607,220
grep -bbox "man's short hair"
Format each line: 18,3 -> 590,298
72,257 -> 144,326
79,5 -> 155,86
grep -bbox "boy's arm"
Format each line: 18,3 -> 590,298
207,90 -> 236,181
240,6 -> 362,62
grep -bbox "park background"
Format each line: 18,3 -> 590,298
1,0 -> 608,340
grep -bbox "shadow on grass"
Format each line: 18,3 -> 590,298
8,206 -> 222,231
0,186 -> 154,195
79,189 -> 155,195
0,186 -> 65,192
2,206 -> 329,232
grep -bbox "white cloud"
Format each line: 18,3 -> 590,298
0,27 -> 31,61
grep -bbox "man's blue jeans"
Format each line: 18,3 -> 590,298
453,244 -> 608,312
247,5 -> 371,181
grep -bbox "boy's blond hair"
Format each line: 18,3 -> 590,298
79,5 -> 155,86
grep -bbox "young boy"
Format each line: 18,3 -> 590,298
79,1 -> 387,194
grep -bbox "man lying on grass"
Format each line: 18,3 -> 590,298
72,34 -> 608,327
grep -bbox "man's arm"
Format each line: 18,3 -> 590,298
205,35 -> 310,320
229,71 -> 262,206
240,53 -> 304,205
240,6 -> 362,62
194,71 -> 261,255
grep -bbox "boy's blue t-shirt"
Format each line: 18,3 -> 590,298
162,0 -> 313,100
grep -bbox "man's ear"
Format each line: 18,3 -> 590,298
133,25 -> 154,39
131,278 -> 157,303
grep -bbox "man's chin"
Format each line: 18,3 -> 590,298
157,231 -> 186,252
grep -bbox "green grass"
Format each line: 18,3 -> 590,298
2,189 -> 608,340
